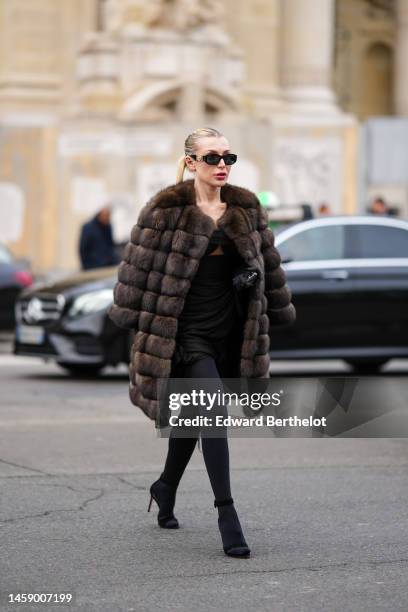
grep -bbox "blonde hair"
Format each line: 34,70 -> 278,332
176,127 -> 223,184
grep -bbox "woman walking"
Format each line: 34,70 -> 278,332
109,127 -> 296,558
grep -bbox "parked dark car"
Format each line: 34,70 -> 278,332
13,215 -> 408,374
0,243 -> 33,329
272,215 -> 408,371
14,267 -> 129,375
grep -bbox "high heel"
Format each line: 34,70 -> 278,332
214,497 -> 251,558
147,478 -> 179,529
147,494 -> 154,513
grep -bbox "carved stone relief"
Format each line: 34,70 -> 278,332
103,0 -> 224,32
274,138 -> 343,211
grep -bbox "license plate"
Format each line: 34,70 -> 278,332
16,324 -> 45,345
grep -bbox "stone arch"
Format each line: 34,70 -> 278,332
204,87 -> 240,117
118,80 -> 240,121
361,41 -> 394,118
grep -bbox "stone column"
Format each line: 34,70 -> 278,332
224,0 -> 282,115
395,0 -> 408,116
178,82 -> 204,122
177,44 -> 204,122
280,0 -> 338,113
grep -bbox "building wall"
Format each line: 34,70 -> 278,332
334,0 -> 396,120
0,0 -> 96,116
223,0 -> 281,115
0,124 -> 58,268
2,0 -> 403,273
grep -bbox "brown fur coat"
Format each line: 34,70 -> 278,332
108,179 -> 296,423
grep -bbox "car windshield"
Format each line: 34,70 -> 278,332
0,244 -> 12,264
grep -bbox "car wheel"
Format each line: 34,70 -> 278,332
345,358 -> 388,373
58,363 -> 105,377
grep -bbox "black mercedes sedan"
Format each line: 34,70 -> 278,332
13,215 -> 408,374
272,214 -> 408,371
14,268 -> 130,376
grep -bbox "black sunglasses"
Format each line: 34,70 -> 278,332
189,153 -> 237,166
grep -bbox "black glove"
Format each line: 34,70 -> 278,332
232,264 -> 259,291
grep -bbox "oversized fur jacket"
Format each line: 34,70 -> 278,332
108,179 -> 296,423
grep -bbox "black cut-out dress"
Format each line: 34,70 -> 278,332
171,227 -> 247,376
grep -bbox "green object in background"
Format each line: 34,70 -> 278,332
257,191 -> 272,206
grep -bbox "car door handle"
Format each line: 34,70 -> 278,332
321,270 -> 349,280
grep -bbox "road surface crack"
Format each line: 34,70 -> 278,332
0,487 -> 105,524
140,557 -> 408,581
116,476 -> 146,491
0,457 -> 53,476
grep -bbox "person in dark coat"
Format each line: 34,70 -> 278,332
108,127 -> 296,559
79,206 -> 119,270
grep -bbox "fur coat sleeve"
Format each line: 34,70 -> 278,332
108,202 -> 158,330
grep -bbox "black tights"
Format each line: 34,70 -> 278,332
160,355 -> 231,502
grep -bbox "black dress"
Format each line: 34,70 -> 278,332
172,227 -> 246,374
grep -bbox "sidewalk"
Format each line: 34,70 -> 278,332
0,331 -> 13,355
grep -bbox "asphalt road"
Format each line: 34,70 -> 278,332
1,353 -> 408,612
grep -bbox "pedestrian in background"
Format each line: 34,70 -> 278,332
300,203 -> 314,220
79,205 -> 119,270
318,202 -> 332,216
369,196 -> 389,216
109,127 -> 296,559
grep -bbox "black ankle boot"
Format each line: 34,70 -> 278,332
214,497 -> 251,558
147,477 -> 179,529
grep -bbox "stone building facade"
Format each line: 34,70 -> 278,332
0,0 -> 405,272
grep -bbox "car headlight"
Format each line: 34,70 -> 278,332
68,289 -> 113,318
